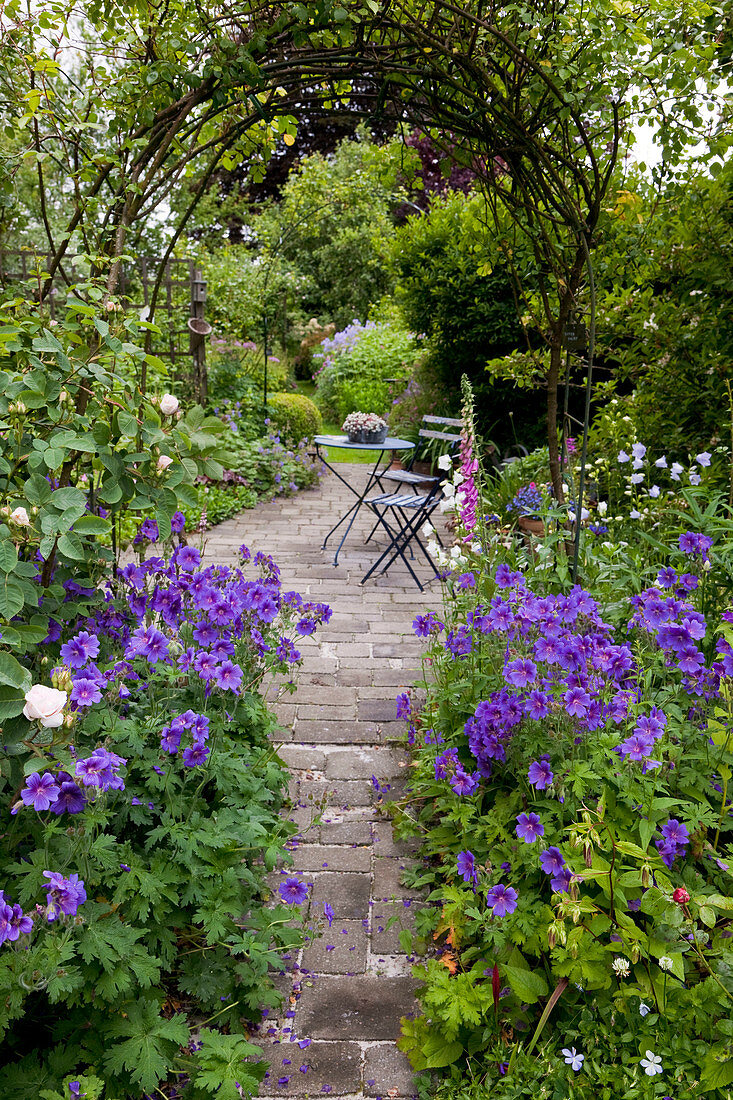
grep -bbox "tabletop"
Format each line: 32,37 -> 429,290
314,434 -> 415,451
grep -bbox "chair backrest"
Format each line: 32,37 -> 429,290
418,414 -> 463,446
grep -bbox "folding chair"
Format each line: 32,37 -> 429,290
360,415 -> 463,591
360,482 -> 446,591
363,414 -> 462,553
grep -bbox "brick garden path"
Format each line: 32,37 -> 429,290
202,462 -> 449,1100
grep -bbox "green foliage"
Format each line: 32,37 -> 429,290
256,128 -> 416,328
267,392 -> 323,443
313,317 -> 421,422
390,191 -> 544,450
0,299 -> 227,667
394,388 -> 733,1098
0,543 -> 321,1095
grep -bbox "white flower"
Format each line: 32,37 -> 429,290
631,442 -> 646,460
437,453 -> 453,471
632,457 -> 644,470
670,462 -> 683,481
630,509 -> 641,519
597,500 -> 607,516
562,1047 -> 584,1072
630,472 -> 644,484
160,393 -> 180,416
648,485 -> 660,498
157,455 -> 174,471
23,685 -> 67,728
640,1050 -> 663,1076
655,455 -> 668,468
639,1002 -> 651,1017
658,955 -> 673,971
612,957 -> 630,978
10,506 -> 30,527
689,471 -> 701,486
617,450 -> 630,463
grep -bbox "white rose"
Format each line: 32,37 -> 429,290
23,684 -> 67,728
160,393 -> 179,416
157,454 -> 174,471
10,507 -> 30,527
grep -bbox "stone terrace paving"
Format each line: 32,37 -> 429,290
202,461 -> 452,1100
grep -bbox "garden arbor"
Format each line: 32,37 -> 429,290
2,0 -> 726,492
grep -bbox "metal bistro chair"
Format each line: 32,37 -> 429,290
360,415 -> 463,591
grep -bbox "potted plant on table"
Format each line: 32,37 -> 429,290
342,411 -> 388,444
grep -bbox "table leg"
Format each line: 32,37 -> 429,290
317,449 -> 390,566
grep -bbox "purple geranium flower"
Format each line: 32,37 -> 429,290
214,660 -> 244,692
21,772 -> 60,811
43,871 -> 87,920
70,677 -> 103,708
449,766 -> 479,796
457,850 -> 478,884
182,743 -> 210,767
278,878 -> 309,905
539,847 -> 565,876
60,630 -> 100,669
50,780 -> 86,815
486,883 -> 518,917
528,758 -> 554,790
516,812 -> 544,843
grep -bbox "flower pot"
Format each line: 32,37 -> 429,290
348,426 -> 388,444
517,516 -> 545,537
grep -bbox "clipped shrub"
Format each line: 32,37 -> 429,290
267,391 -> 322,443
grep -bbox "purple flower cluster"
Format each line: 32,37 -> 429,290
0,891 -> 33,945
679,531 -> 713,561
160,710 -> 211,767
539,847 -> 572,893
76,748 -> 127,790
655,818 -> 690,867
422,565 -> 722,783
21,770 -> 87,814
43,871 -> 87,921
506,482 -> 546,517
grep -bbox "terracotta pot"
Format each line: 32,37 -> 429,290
517,516 -> 545,537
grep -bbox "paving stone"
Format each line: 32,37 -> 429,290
297,720 -> 378,744
305,779 -> 376,807
296,704 -> 358,721
364,1043 -> 417,1097
318,819 -> 374,845
258,1039 -> 362,1096
296,975 -> 418,1040
310,872 -> 371,919
289,844 -> 371,873
276,746 -> 328,772
302,919 -> 368,975
373,857 -> 424,900
371,901 -> 423,954
324,747 -> 408,780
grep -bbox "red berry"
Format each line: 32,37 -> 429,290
672,887 -> 691,905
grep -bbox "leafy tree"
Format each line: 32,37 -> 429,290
253,128 -> 417,327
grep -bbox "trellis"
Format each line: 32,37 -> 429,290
0,250 -> 209,402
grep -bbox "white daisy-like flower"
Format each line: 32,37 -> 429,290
640,1050 -> 663,1076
